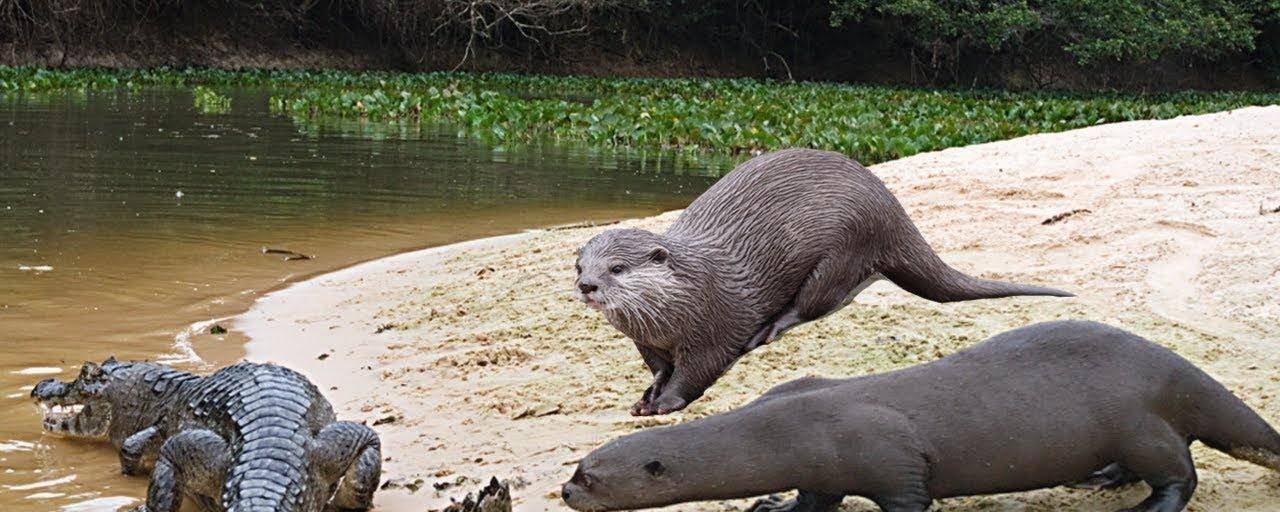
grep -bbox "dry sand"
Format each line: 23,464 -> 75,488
233,106 -> 1280,511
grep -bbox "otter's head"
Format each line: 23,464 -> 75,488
561,430 -> 688,512
563,406 -> 800,511
30,358 -> 124,440
575,228 -> 676,316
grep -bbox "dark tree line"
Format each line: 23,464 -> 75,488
1,0 -> 1276,89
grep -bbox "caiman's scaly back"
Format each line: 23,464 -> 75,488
33,359 -> 381,512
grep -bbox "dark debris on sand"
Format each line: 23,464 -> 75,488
443,477 -> 512,512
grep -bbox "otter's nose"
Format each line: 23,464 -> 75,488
561,486 -> 572,501
578,282 -> 598,294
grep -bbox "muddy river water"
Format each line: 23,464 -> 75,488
0,88 -> 725,510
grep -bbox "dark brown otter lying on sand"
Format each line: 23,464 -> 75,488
574,148 -> 1070,415
562,320 -> 1280,512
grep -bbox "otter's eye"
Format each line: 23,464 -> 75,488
609,264 -> 625,274
575,263 -> 582,274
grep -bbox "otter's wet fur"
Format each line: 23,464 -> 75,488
575,148 -> 1071,414
562,321 -> 1280,512
576,147 -> 1064,412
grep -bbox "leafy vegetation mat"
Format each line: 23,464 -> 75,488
5,66 -> 1277,165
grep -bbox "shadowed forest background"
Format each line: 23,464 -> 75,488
2,0 -> 1279,90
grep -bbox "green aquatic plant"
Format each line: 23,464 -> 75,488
192,85 -> 231,114
2,66 -> 1277,166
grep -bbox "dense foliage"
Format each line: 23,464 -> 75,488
3,66 -> 1277,164
830,0 -> 1277,65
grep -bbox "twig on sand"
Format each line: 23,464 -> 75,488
1041,208 -> 1092,225
544,220 -> 621,232
261,246 -> 313,261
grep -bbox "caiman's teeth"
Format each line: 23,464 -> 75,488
37,403 -> 84,418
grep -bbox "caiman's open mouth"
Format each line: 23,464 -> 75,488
31,380 -> 112,440
36,399 -> 112,439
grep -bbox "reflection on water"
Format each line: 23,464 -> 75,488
0,88 -> 729,510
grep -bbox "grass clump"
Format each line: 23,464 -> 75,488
3,66 -> 1278,165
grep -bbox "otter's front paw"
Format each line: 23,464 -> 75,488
630,376 -> 669,416
650,393 -> 688,415
630,397 -> 655,416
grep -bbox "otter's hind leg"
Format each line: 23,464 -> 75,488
1069,463 -> 1141,490
748,491 -> 843,512
1114,422 -> 1197,512
746,256 -> 877,352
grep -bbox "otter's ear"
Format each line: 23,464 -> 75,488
643,460 -> 666,477
647,247 -> 669,264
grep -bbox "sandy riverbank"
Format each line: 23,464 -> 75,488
232,106 -> 1280,511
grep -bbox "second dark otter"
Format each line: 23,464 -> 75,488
562,321 -> 1280,512
574,148 -> 1071,414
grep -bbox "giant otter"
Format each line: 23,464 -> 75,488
561,320 -> 1280,512
574,148 -> 1071,414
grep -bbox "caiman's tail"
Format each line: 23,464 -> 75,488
1191,373 -> 1280,473
878,214 -> 1073,303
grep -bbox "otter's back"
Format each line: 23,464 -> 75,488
835,321 -> 1213,496
667,149 -> 899,303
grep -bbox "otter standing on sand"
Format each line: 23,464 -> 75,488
562,321 -> 1280,512
574,148 -> 1070,415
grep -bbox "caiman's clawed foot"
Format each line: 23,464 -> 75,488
315,422 -> 383,510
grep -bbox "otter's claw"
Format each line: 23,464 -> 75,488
630,399 -> 655,416
630,373 -> 669,416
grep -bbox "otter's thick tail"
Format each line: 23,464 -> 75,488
1192,375 -> 1280,472
878,220 -> 1072,303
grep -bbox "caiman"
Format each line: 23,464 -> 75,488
31,357 -> 381,511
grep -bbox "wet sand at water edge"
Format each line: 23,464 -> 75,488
234,106 -> 1280,511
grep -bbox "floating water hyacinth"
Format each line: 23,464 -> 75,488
3,66 -> 1278,166
191,85 -> 231,114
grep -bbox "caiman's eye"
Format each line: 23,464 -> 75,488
609,265 -> 625,274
